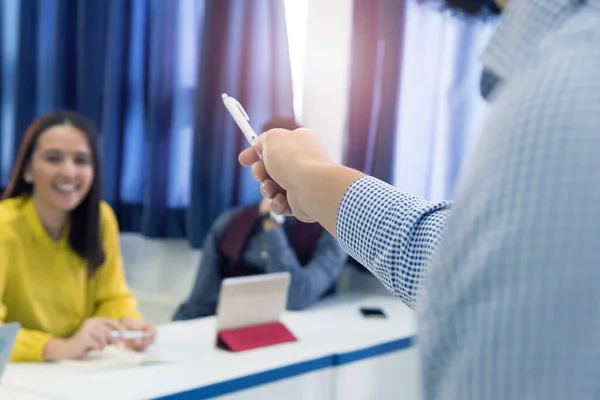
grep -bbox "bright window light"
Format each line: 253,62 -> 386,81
284,0 -> 309,123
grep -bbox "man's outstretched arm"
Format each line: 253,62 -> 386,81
241,138 -> 451,309
336,176 -> 451,308
292,162 -> 452,308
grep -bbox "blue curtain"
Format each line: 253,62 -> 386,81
188,0 -> 294,248
344,0 -> 407,184
0,0 -> 294,247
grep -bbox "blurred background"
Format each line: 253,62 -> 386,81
0,0 -> 495,323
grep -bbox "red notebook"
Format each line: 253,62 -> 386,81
217,321 -> 297,352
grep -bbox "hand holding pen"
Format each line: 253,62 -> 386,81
114,318 -> 156,352
222,93 -> 331,222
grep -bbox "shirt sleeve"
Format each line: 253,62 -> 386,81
9,329 -> 52,362
92,203 -> 142,321
336,176 -> 452,309
0,233 -> 53,362
264,228 -> 348,310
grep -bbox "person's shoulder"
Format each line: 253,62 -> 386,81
517,16 -> 599,103
207,205 -> 257,239
0,197 -> 20,224
99,200 -> 117,220
99,200 -> 119,234
317,227 -> 343,248
491,34 -> 599,133
0,196 -> 26,243
216,205 -> 251,225
542,23 -> 600,93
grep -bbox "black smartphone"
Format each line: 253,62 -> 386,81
359,307 -> 387,319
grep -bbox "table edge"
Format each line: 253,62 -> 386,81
154,336 -> 415,399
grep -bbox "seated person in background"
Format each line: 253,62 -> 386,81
173,198 -> 348,320
0,111 -> 155,362
173,118 -> 348,321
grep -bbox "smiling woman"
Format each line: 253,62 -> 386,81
0,110 -> 155,363
24,125 -> 93,215
2,111 -> 103,270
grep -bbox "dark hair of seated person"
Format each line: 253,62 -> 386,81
261,117 -> 301,133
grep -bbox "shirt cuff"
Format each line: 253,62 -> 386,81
13,330 -> 53,362
336,176 -> 408,264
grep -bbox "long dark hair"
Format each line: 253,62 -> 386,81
418,0 -> 501,19
262,117 -> 300,132
1,110 -> 105,277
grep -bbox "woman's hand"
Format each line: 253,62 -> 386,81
120,318 -> 156,352
43,317 -> 121,361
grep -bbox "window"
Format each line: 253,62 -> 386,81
393,2 -> 493,201
284,0 -> 309,123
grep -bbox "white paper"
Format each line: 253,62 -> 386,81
57,345 -> 168,372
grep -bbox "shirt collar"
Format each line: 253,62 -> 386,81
21,195 -> 70,247
481,0 -> 595,83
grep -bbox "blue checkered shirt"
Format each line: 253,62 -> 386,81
336,0 -> 600,398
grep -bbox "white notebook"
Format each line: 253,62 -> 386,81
57,345 -> 168,372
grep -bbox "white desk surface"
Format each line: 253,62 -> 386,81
285,294 -> 416,354
3,294 -> 416,400
0,384 -> 53,399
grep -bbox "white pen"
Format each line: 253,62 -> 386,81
110,330 -> 146,340
221,93 -> 261,159
222,93 -> 284,223
270,211 -> 285,224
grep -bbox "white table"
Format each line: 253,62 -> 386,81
284,295 -> 421,400
0,385 -> 54,399
3,294 -> 418,400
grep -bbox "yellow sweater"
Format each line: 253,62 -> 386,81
0,195 -> 141,362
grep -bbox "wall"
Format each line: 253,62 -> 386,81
300,0 -> 353,164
